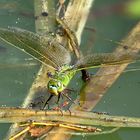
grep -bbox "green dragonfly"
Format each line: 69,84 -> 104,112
0,26 -> 139,108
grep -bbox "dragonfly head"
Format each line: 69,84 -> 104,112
47,79 -> 64,96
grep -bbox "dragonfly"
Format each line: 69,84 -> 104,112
0,23 -> 139,108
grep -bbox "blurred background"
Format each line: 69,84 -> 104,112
0,0 -> 140,139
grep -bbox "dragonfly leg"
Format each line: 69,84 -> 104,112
56,92 -> 61,104
64,88 -> 76,93
43,94 -> 54,109
81,70 -> 90,82
61,92 -> 76,104
54,94 -> 69,113
67,108 -> 72,116
53,101 -> 69,111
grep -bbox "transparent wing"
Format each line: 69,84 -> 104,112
0,27 -> 71,70
73,52 -> 139,71
45,41 -> 71,68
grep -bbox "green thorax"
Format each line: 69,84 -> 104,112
55,65 -> 75,85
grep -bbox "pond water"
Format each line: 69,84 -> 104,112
0,0 -> 140,140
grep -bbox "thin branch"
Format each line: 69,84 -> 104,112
1,107 -> 140,128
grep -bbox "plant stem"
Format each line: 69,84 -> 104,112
1,107 -> 140,128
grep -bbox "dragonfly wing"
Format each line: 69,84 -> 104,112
0,27 -> 71,69
45,41 -> 71,68
73,52 -> 139,71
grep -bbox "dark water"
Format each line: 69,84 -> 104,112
0,0 -> 140,139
